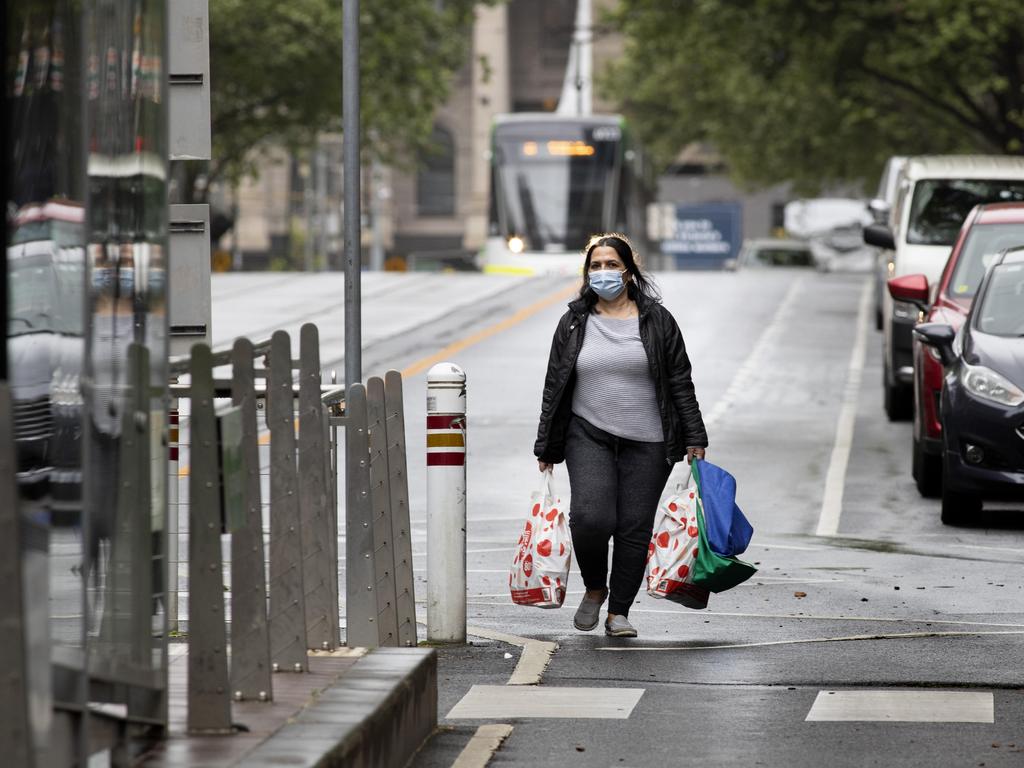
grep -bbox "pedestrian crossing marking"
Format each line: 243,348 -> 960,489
447,685 -> 643,720
805,690 -> 993,723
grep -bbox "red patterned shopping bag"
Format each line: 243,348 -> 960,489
646,479 -> 710,610
509,470 -> 572,608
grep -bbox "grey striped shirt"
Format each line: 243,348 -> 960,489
571,314 -> 664,442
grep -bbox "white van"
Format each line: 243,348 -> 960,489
863,155 -> 1024,420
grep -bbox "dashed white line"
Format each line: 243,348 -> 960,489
816,280 -> 872,536
451,724 -> 514,768
806,690 -> 994,723
466,625 -> 557,686
703,277 -> 805,429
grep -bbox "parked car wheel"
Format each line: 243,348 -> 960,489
911,435 -> 942,498
940,468 -> 982,525
883,358 -> 912,421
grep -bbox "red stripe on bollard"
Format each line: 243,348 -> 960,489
427,414 -> 466,429
426,452 -> 465,467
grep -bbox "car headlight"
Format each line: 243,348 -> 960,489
507,236 -> 525,254
961,363 -> 1024,407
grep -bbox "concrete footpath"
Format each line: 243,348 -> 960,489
140,646 -> 436,767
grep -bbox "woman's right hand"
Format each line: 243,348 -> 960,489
538,461 -> 553,473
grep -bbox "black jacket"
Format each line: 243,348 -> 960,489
534,294 -> 708,465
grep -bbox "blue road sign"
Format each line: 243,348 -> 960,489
663,203 -> 743,269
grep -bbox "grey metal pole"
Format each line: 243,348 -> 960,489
343,0 -> 362,388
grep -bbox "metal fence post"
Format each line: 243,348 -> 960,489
298,324 -> 339,649
367,376 -> 399,646
322,403 -> 340,643
230,338 -> 272,701
426,363 -> 467,643
167,398 -> 180,633
98,344 -> 153,672
0,383 -> 33,768
344,383 -> 378,647
187,343 -> 232,733
384,371 -> 416,646
267,331 -> 308,671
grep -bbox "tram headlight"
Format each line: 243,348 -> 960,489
508,236 -> 525,254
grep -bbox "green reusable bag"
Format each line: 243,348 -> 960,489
690,461 -> 757,592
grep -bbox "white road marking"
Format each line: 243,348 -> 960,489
467,625 -> 557,686
805,690 -> 993,723
596,629 -> 1024,652
451,723 -> 514,768
816,280 -> 872,536
703,277 -> 805,429
446,685 -> 643,720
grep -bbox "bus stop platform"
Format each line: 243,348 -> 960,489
140,645 -> 437,768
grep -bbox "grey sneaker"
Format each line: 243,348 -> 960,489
604,615 -> 638,638
573,589 -> 608,631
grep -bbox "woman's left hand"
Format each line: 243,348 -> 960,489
686,447 -> 706,464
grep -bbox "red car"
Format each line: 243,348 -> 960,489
889,202 -> 1024,496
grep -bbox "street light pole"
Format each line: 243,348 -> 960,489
343,0 -> 361,388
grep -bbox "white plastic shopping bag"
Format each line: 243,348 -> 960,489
645,470 -> 710,610
509,470 -> 572,608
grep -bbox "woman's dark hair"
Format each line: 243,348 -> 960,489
578,233 -> 661,308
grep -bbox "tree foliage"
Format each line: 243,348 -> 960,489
605,0 -> 1024,193
208,0 -> 490,188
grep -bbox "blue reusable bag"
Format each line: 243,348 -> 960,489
691,459 -> 753,557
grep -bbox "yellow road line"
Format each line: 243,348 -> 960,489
178,280 -> 576,478
401,281 -> 577,379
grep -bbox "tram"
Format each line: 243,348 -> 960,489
480,113 -> 654,275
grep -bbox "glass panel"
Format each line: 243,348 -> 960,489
82,0 -> 168,717
6,0 -> 87,758
417,125 -> 455,216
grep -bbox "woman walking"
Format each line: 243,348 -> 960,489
535,234 -> 707,637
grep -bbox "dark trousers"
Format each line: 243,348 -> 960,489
564,415 -> 672,616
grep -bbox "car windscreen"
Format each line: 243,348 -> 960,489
976,262 -> 1024,336
907,179 -> 1024,246
947,222 -> 1024,298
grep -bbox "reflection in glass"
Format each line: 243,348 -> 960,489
7,0 -> 87,758
83,0 -> 169,703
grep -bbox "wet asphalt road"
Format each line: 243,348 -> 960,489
45,268 -> 1022,766
356,269 -> 1024,768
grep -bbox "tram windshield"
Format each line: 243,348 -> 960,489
493,121 -> 621,252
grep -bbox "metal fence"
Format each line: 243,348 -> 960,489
165,322 -> 416,730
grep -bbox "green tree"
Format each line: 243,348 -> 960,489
605,0 -> 1024,193
201,0 -> 491,197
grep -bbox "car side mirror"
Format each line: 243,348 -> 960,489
888,273 -> 929,313
914,322 -> 956,367
863,224 -> 896,250
867,198 -> 890,224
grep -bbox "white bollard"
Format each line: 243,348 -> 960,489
426,362 -> 467,643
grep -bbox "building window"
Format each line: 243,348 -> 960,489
417,125 -> 455,216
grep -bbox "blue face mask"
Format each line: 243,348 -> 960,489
589,269 -> 626,300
